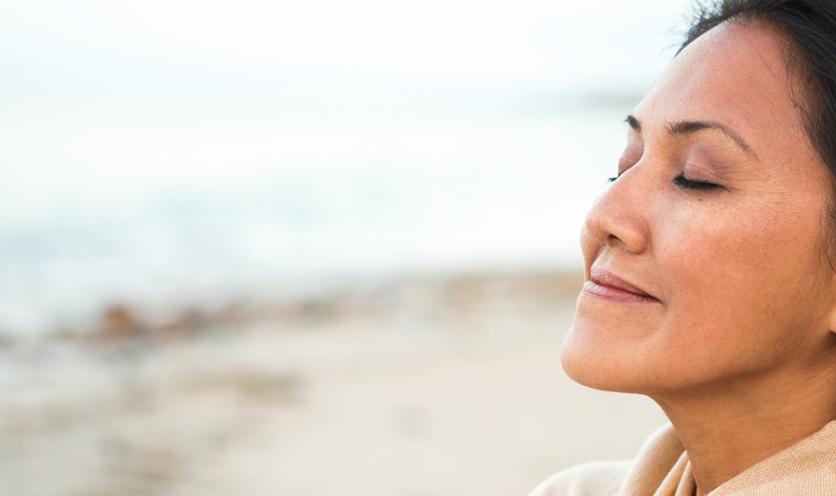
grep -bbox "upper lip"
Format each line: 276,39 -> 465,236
589,267 -> 657,299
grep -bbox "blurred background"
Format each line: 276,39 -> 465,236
1,1 -> 690,494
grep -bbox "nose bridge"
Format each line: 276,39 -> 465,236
583,166 -> 651,256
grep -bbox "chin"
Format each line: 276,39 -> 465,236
559,318 -> 650,394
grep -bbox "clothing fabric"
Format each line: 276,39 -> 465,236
527,420 -> 836,496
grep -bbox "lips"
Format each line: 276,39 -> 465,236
588,267 -> 658,300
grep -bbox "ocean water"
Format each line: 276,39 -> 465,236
1,109 -> 633,335
0,0 -> 692,335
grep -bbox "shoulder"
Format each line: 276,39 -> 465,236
526,460 -> 633,496
711,420 -> 836,495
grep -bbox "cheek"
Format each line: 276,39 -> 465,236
655,200 -> 823,369
661,189 -> 823,294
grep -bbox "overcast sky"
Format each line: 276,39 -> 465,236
1,0 -> 692,120
0,0 -> 694,195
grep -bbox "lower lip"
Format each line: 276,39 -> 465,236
581,281 -> 659,304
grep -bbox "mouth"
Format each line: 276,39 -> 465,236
582,268 -> 660,304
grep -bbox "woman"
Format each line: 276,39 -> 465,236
528,1 -> 836,495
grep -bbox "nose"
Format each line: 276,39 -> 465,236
581,167 -> 651,258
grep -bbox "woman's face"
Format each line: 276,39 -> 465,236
560,20 -> 836,395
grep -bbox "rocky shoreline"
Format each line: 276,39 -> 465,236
41,269 -> 585,348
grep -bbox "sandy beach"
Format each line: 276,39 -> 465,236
0,270 -> 666,496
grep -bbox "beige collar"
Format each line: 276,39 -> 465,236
620,420 -> 836,496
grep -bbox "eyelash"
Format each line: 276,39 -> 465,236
606,171 -> 720,191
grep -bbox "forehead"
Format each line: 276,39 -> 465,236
633,20 -> 807,159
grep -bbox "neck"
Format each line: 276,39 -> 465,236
651,356 -> 836,495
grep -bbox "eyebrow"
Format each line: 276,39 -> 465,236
625,114 -> 758,160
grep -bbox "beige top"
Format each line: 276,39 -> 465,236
527,420 -> 836,496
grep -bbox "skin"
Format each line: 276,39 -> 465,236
559,20 -> 836,495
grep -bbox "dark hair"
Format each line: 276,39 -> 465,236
677,0 -> 836,272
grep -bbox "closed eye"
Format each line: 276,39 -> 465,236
606,170 -> 624,183
672,174 -> 719,190
607,171 -> 720,191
